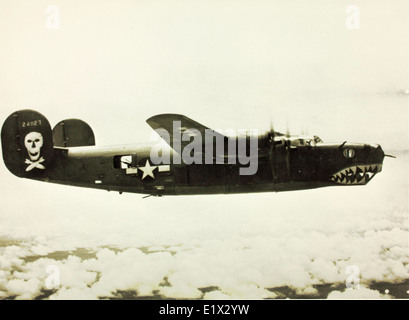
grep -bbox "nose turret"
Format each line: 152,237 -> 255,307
330,143 -> 385,185
370,144 -> 385,164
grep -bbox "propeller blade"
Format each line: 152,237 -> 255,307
285,117 -> 290,138
269,119 -> 275,141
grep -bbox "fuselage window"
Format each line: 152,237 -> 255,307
113,155 -> 133,169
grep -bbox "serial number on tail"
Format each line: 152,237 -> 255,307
21,120 -> 42,128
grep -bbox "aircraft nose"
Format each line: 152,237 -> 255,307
329,142 -> 385,185
369,143 -> 385,162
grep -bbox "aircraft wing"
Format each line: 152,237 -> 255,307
146,114 -> 227,152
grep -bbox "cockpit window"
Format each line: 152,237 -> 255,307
289,136 -> 323,147
306,139 -> 315,147
314,136 -> 323,143
306,136 -> 323,146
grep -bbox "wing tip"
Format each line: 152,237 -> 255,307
146,113 -> 185,121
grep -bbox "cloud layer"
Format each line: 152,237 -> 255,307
0,154 -> 408,299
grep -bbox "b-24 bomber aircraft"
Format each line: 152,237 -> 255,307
1,109 -> 386,197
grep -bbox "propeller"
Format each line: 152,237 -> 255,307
267,117 -> 275,142
301,125 -> 309,136
284,118 -> 291,181
285,119 -> 290,138
266,115 -> 291,181
267,116 -> 277,180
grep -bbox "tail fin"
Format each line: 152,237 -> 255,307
1,110 -> 54,177
52,119 -> 95,147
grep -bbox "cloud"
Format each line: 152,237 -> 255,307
160,285 -> 203,299
327,287 -> 392,299
5,278 -> 42,300
0,139 -> 408,301
49,287 -> 99,300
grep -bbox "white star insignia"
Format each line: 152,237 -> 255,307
139,159 -> 157,180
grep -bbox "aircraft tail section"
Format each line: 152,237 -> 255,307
1,110 -> 54,177
53,119 -> 95,147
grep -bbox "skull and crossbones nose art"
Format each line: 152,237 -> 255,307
24,132 -> 45,171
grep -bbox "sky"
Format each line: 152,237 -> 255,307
0,0 -> 408,299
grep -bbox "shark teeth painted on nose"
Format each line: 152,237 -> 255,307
330,164 -> 382,185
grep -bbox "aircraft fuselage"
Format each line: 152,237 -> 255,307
1,110 -> 385,197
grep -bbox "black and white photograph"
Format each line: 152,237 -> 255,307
0,0 -> 408,305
